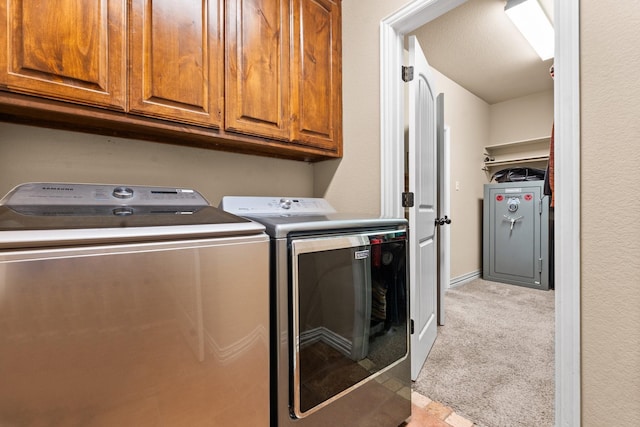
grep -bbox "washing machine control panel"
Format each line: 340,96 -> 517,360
2,182 -> 209,207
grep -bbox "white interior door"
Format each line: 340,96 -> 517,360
408,35 -> 438,380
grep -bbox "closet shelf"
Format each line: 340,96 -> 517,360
484,136 -> 550,151
483,136 -> 550,173
482,155 -> 549,169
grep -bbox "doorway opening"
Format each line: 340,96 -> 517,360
380,1 -> 580,426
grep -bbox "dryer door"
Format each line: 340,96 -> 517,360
289,230 -> 408,418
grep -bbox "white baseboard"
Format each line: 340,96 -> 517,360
449,270 -> 482,288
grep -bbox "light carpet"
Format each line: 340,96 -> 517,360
413,278 -> 554,427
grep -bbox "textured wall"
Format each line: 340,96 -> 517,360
581,1 -> 640,425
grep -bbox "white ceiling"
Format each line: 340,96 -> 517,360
408,0 -> 554,105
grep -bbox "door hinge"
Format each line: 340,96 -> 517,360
410,319 -> 415,334
402,192 -> 414,208
402,65 -> 414,82
539,258 -> 543,273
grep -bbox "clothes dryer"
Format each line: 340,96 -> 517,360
221,196 -> 411,427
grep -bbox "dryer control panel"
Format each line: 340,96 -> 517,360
220,196 -> 337,215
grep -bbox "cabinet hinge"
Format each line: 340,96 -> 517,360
402,66 -> 414,82
402,192 -> 415,208
410,319 -> 415,335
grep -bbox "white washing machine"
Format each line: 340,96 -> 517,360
0,183 -> 270,426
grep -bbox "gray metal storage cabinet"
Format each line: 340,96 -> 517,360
483,181 -> 550,290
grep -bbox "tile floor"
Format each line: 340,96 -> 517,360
403,391 -> 475,427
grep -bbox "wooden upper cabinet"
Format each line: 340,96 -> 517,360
225,0 -> 290,141
0,0 -> 342,160
0,0 -> 126,109
290,0 -> 342,153
129,0 -> 223,127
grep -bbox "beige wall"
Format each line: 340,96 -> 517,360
489,90 -> 554,145
430,68 -> 490,280
336,0 -> 640,424
314,0 -> 409,214
326,0 -> 553,280
0,122 -> 313,204
581,1 -> 640,425
433,75 -> 551,281
488,90 -> 554,187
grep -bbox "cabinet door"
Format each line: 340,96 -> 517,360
290,0 -> 342,153
225,0 -> 290,140
0,0 -> 126,109
129,0 -> 223,127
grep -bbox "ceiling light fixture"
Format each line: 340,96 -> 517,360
505,0 -> 554,60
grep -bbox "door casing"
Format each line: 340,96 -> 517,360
379,1 -> 581,426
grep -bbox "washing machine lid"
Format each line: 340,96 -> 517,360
220,196 -> 406,238
0,183 -> 265,249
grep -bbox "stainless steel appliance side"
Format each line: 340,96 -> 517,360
0,235 -> 270,426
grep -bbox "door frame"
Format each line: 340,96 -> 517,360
379,1 -> 581,426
